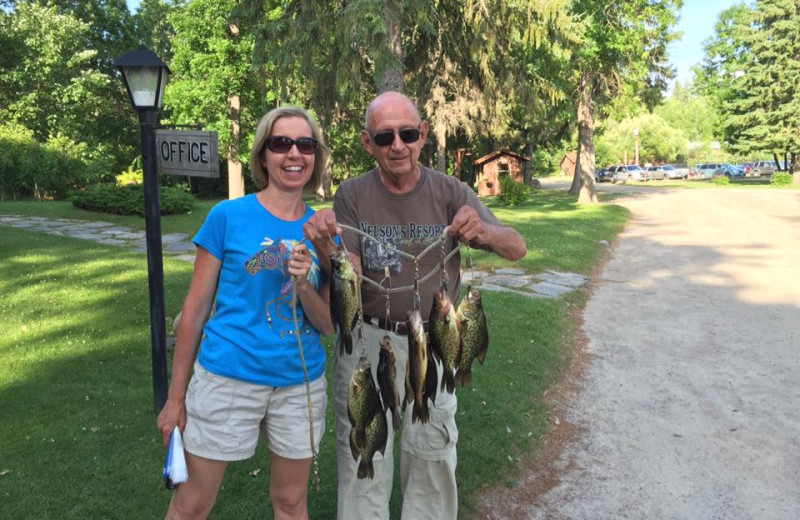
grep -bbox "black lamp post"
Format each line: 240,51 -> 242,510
116,46 -> 171,414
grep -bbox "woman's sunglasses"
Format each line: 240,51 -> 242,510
264,136 -> 318,155
371,124 -> 422,147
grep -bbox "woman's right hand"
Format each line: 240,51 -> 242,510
156,398 -> 187,446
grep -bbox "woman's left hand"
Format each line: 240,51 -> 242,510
288,243 -> 312,284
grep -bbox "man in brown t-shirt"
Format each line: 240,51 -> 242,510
305,91 -> 526,520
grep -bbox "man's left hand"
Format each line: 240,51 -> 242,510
446,205 -> 486,244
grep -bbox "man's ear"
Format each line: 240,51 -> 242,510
419,121 -> 429,144
361,130 -> 374,156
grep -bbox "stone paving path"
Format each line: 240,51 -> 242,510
0,214 -> 589,299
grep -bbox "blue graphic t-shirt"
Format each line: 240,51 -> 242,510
193,194 -> 326,387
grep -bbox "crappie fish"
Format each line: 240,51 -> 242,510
330,247 -> 361,355
455,286 -> 489,388
429,286 -> 461,394
377,336 -> 402,430
351,406 -> 388,479
403,310 -> 438,424
348,357 -> 382,451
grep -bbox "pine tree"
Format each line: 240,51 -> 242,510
731,0 -> 800,176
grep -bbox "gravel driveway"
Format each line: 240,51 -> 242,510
480,185 -> 800,519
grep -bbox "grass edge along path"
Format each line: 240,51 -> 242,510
0,191 -> 629,518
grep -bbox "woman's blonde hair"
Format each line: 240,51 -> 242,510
250,106 -> 328,192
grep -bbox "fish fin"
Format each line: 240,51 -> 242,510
441,369 -> 455,394
460,367 -> 473,388
476,330 -> 489,365
341,332 -> 353,356
403,360 -> 412,410
349,428 -> 359,461
476,345 -> 488,365
425,355 -> 438,405
355,427 -> 366,449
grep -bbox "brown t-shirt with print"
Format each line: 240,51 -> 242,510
333,166 -> 500,323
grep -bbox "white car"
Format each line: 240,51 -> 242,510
658,164 -> 686,179
645,165 -> 669,180
610,164 -> 645,182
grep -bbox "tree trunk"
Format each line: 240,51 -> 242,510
226,22 -> 245,200
453,148 -> 468,180
524,140 -> 533,185
435,121 -> 446,173
569,138 -> 582,193
377,0 -> 403,93
568,70 -> 598,204
317,159 -> 332,200
227,93 -> 245,200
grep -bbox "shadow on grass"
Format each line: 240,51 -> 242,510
477,191 -> 629,274
1,224 -> 580,519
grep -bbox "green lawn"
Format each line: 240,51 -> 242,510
0,191 -> 628,519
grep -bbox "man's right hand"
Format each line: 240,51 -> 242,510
303,208 -> 340,258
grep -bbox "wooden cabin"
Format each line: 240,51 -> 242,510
560,151 -> 577,176
473,150 -> 529,196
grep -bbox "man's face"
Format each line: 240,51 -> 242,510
361,98 -> 428,179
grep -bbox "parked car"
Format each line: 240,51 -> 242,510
720,163 -> 746,178
672,163 -> 694,179
610,164 -> 645,182
695,163 -> 724,179
751,160 -> 778,177
645,165 -> 669,180
658,164 -> 684,179
597,167 -> 615,182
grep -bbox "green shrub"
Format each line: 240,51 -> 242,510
497,175 -> 529,205
0,124 -> 109,200
713,175 -> 730,186
770,171 -> 792,186
72,184 -> 195,216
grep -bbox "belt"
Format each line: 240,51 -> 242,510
363,314 -> 427,336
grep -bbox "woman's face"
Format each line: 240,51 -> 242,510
260,116 -> 315,192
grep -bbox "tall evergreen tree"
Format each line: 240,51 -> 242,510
694,3 -> 755,148
729,0 -> 799,175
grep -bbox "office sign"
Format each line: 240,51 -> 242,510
155,129 -> 220,178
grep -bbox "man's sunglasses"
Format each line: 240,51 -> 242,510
264,136 -> 318,155
371,124 -> 422,147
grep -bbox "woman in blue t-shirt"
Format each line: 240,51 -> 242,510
157,106 -> 334,520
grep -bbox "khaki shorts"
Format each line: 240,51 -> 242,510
183,363 -> 327,461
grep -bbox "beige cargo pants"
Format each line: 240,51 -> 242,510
333,323 -> 459,520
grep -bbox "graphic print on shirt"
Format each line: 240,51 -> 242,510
244,237 -> 321,325
359,221 -> 447,275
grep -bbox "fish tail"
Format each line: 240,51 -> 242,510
357,458 -> 374,479
413,400 -> 430,424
